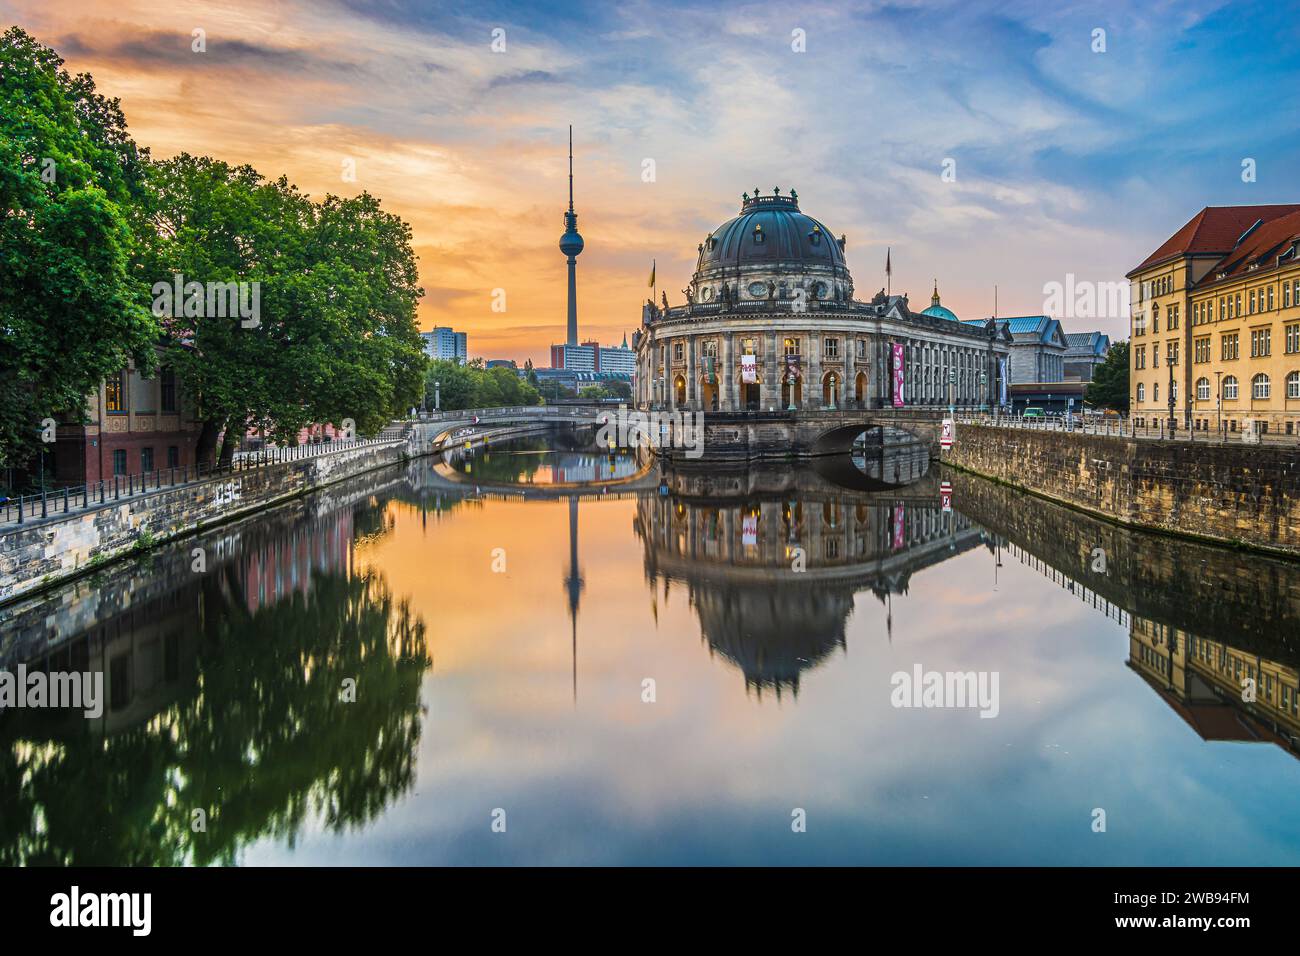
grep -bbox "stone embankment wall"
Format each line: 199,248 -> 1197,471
943,425 -> 1300,556
0,441 -> 407,605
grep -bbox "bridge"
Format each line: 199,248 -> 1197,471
406,403 -> 946,464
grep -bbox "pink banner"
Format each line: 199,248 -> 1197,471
892,342 -> 905,407
892,504 -> 906,550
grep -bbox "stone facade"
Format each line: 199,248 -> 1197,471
943,424 -> 1300,555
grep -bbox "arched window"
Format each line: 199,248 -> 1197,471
1136,383 -> 1146,403
1196,377 -> 1210,401
1252,373 -> 1270,400
1223,375 -> 1239,400
1289,371 -> 1300,400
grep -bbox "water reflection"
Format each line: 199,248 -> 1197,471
0,488 -> 430,865
2,434 -> 1299,864
637,462 -> 984,695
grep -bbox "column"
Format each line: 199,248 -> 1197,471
686,335 -> 697,410
723,332 -> 734,412
765,331 -> 778,411
845,335 -> 856,409
808,333 -> 822,410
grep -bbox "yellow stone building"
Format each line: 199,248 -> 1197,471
1128,204 -> 1300,434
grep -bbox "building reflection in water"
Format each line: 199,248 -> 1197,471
951,470 -> 1300,762
636,458 -> 988,697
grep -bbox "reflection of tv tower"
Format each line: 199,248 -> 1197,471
563,495 -> 585,703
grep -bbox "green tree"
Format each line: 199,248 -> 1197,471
1085,340 -> 1130,412
0,27 -> 158,467
141,156 -> 427,462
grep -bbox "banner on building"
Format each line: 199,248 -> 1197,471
891,503 -> 906,550
892,343 -> 906,407
999,357 -> 1008,407
741,354 -> 758,384
703,356 -> 716,384
742,514 -> 758,546
784,354 -> 801,382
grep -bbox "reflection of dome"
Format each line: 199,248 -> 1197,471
693,190 -> 851,290
920,281 -> 959,322
693,581 -> 853,695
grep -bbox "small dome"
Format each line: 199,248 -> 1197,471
921,281 -> 959,321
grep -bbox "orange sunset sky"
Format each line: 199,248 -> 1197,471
6,0 -> 1297,365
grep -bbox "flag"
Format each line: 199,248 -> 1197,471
885,247 -> 891,277
648,260 -> 656,288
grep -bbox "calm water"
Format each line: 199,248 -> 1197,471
3,431 -> 1300,866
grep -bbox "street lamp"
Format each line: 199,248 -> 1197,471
434,380 -> 441,412
1215,370 -> 1222,436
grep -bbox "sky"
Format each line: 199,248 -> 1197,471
6,0 -> 1299,365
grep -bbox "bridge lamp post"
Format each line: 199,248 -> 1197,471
948,367 -> 956,423
979,371 -> 988,414
434,381 -> 441,412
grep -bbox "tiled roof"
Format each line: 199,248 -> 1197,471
1128,205 -> 1300,276
1194,210 -> 1300,287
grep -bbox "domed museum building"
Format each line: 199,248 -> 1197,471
632,189 -> 1012,412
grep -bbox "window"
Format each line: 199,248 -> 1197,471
752,224 -> 765,244
1152,303 -> 1160,333
742,338 -> 756,356
105,370 -> 126,413
702,339 -> 718,358
1250,289 -> 1256,314
783,337 -> 801,356
1288,371 -> 1300,400
1287,324 -> 1300,354
1253,373 -> 1271,400
1195,337 -> 1211,363
167,445 -> 180,468
1251,328 -> 1271,357
857,339 -> 868,359
112,449 -> 127,475
1136,382 -> 1145,402
823,337 -> 839,359
141,447 -> 154,473
160,367 -> 177,413
673,342 -> 684,361
1222,333 -> 1239,360
1197,377 -> 1210,401
1269,286 -> 1275,310
1167,340 -> 1178,365
1223,375 -> 1239,400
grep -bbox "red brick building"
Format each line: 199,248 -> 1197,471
54,358 -> 203,485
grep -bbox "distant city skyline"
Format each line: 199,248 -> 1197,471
12,0 -> 1299,365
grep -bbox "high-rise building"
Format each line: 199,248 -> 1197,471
422,327 -> 467,364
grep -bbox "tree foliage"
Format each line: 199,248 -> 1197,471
0,26 -> 157,465
1085,340 -> 1130,412
424,358 -> 539,410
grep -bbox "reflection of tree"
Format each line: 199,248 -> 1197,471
0,571 -> 429,866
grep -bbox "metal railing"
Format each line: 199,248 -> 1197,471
2,435 -> 404,528
950,410 -> 1300,446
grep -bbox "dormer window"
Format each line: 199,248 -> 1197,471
753,223 -> 765,244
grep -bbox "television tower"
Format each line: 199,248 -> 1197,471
558,126 -> 584,347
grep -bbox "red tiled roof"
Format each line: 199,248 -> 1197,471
1194,209 -> 1300,287
1128,204 -> 1300,277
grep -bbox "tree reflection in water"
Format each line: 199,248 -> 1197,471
0,568 -> 429,866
